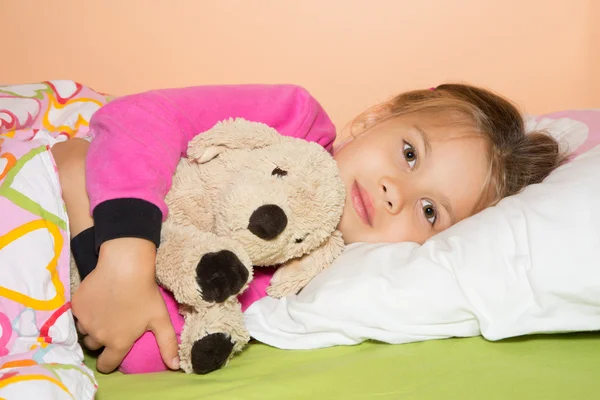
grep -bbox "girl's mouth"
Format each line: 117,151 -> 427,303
351,181 -> 374,226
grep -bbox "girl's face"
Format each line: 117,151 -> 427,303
334,113 -> 490,245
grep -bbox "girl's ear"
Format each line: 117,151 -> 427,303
348,102 -> 393,138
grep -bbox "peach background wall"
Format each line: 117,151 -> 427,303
592,1 -> 600,101
1,0 -> 599,129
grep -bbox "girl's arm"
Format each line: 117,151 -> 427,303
74,84 -> 336,373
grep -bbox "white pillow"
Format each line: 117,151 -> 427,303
244,144 -> 600,350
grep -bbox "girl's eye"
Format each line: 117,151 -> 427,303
403,142 -> 417,169
421,199 -> 437,225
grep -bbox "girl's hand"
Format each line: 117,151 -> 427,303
71,237 -> 180,373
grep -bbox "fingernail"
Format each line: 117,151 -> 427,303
173,357 -> 180,369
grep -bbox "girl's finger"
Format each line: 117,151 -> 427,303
83,335 -> 103,351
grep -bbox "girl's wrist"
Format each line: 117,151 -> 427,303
97,237 -> 157,278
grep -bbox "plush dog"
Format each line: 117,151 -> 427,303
71,118 -> 346,374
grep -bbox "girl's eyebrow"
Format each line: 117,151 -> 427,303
413,125 -> 432,156
440,196 -> 457,226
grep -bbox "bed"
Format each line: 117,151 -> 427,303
85,332 -> 600,399
2,80 -> 599,400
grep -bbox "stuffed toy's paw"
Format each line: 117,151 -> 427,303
267,232 -> 345,299
266,258 -> 307,298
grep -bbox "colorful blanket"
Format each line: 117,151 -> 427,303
0,81 -> 110,399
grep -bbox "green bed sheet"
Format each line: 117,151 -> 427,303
86,332 -> 599,400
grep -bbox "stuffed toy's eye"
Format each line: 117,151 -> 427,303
272,167 -> 288,177
295,234 -> 308,243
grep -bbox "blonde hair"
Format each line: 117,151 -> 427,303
348,83 -> 567,209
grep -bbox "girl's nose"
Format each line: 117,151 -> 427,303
380,177 -> 403,215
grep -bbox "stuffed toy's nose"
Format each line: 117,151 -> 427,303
248,204 -> 288,240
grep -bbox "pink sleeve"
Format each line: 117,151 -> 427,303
85,85 -> 336,249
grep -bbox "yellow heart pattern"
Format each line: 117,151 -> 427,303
0,219 -> 64,311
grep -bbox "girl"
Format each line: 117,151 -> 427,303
52,83 -> 565,374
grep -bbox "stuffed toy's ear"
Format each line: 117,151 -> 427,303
267,231 -> 345,298
187,118 -> 282,163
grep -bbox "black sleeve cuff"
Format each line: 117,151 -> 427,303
93,198 -> 163,252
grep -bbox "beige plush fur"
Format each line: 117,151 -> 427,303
71,118 -> 346,374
